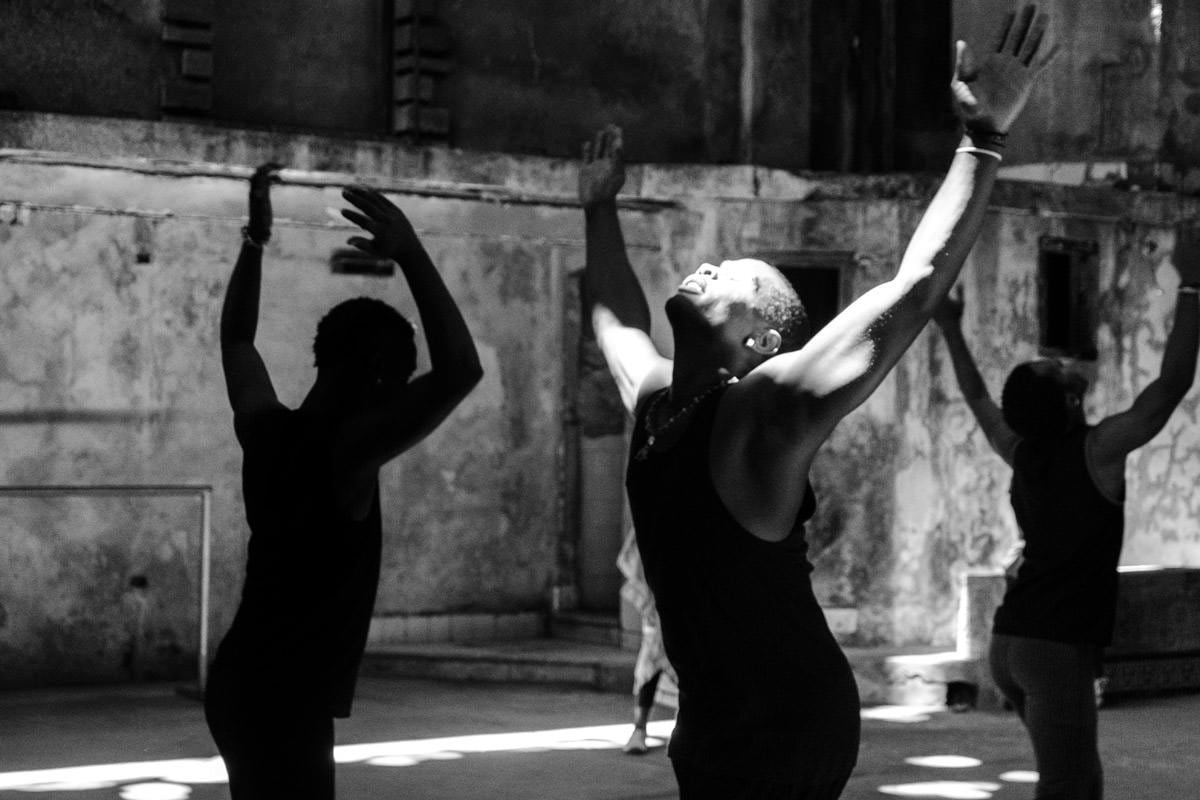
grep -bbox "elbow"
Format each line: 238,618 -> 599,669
442,360 -> 484,400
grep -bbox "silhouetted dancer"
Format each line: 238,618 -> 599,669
578,7 -> 1053,797
204,165 -> 483,799
932,223 -> 1200,800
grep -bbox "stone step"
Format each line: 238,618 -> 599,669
847,646 -> 998,708
363,638 -> 990,708
548,611 -> 637,649
362,638 -> 635,693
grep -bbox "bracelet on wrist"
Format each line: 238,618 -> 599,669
956,146 -> 1003,162
965,127 -> 1008,150
241,226 -> 268,249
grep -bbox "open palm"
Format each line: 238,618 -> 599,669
952,5 -> 1056,134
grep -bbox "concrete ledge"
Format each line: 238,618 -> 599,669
362,639 -> 634,692
367,612 -> 546,646
845,646 -> 974,707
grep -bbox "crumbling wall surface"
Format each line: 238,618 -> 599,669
2,113 -> 1200,682
0,122 -> 577,686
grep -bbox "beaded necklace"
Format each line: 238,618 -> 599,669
633,376 -> 738,462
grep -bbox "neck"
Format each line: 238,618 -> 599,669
669,359 -> 736,408
301,373 -> 364,417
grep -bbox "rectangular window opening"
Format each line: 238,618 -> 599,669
756,250 -> 853,343
1038,236 -> 1099,361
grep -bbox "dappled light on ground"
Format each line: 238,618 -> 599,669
0,720 -> 675,794
998,770 -> 1037,783
860,704 -> 943,723
904,755 -> 983,769
878,781 -> 1002,799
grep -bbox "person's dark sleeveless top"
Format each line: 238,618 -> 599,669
215,407 -> 382,717
993,426 -> 1125,646
626,386 -> 860,786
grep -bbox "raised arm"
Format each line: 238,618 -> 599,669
221,163 -> 284,434
934,288 -> 1019,464
1090,223 -> 1200,468
744,5 -> 1053,447
336,186 -> 483,470
579,125 -> 671,415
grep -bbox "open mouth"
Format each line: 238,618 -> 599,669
678,275 -> 706,294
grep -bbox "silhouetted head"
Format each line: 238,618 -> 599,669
665,258 -> 807,373
1001,358 -> 1088,439
313,297 -> 417,394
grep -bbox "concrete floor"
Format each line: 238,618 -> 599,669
1,676 -> 1197,799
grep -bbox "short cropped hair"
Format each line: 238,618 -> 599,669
313,297 -> 416,381
756,271 -> 808,353
1001,361 -> 1070,439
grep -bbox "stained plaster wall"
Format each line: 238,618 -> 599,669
0,113 -> 573,686
2,113 -> 1199,686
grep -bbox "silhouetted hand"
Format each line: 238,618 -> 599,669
951,4 -> 1057,134
578,125 -> 626,207
1174,223 -> 1200,286
933,286 -> 965,329
341,186 -> 421,263
246,163 -> 282,244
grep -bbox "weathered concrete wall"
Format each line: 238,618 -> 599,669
2,112 -> 1199,684
954,0 -> 1200,173
0,114 -> 577,686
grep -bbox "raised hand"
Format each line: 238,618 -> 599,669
341,186 -> 421,262
951,4 -> 1056,134
1174,223 -> 1200,286
246,162 -> 283,245
578,124 -> 626,207
933,285 -> 966,329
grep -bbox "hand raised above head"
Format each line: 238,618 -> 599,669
951,4 -> 1057,135
578,124 -> 626,207
340,185 -> 421,263
246,162 -> 283,245
1173,222 -> 1200,286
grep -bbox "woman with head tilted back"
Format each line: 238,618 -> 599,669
204,165 -> 482,799
933,225 -> 1200,799
579,7 -> 1054,797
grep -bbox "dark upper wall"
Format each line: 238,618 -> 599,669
211,0 -> 391,134
436,0 -> 744,164
8,0 -> 1197,174
0,0 -> 166,119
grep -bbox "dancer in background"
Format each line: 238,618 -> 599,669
204,165 -> 482,799
578,5 -> 1053,796
932,223 -> 1200,799
616,526 -> 676,755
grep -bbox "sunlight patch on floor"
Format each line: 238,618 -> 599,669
860,704 -> 944,723
904,755 -> 983,769
0,720 -> 675,793
877,781 -> 1001,799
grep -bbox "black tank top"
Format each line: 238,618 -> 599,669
217,407 -> 382,717
626,386 -> 860,785
993,426 -> 1125,645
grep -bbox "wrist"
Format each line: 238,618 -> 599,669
1178,283 -> 1200,294
964,126 -> 1008,150
242,225 -> 270,248
583,197 -> 618,212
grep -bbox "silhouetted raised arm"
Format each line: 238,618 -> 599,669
336,186 -> 483,470
579,125 -> 672,415
1090,223 -> 1200,467
934,288 -> 1020,465
712,5 -> 1054,541
738,6 -> 1054,447
221,163 -> 284,434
